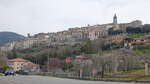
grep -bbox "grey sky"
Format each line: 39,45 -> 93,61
0,0 -> 150,36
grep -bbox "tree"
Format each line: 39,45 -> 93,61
143,25 -> 150,33
92,52 -> 116,77
0,52 -> 7,70
80,40 -> 95,54
108,28 -> 123,35
126,27 -> 145,34
46,58 -> 63,72
7,51 -> 17,59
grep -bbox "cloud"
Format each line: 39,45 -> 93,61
0,0 -> 150,35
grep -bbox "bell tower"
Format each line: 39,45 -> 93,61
113,14 -> 119,30
113,14 -> 117,24
27,33 -> 31,38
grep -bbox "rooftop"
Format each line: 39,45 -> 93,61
8,58 -> 29,62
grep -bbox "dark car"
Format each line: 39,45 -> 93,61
4,69 -> 15,76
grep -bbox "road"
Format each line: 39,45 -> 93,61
0,75 -> 146,84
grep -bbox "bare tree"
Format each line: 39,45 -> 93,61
0,52 -> 7,68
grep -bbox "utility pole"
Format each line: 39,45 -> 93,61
36,41 -> 40,72
47,53 -> 49,72
47,41 -> 50,72
145,62 -> 149,76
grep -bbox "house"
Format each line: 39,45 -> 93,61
125,35 -> 150,46
8,58 -> 40,72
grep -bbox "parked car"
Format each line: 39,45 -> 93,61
4,69 -> 15,76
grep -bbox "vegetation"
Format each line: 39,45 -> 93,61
80,40 -> 97,54
126,25 -> 150,34
121,68 -> 150,74
108,28 -> 123,35
16,70 -> 29,75
0,52 -> 8,73
133,45 -> 150,54
101,42 -> 123,51
108,25 -> 150,36
0,52 -> 7,67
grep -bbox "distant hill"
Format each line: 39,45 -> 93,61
0,32 -> 24,46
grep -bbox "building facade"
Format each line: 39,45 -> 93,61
8,58 -> 40,72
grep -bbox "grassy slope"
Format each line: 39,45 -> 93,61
112,69 -> 150,80
121,69 -> 149,74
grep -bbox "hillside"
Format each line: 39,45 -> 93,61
2,18 -> 150,74
0,32 -> 24,46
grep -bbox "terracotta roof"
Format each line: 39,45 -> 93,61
8,58 -> 29,62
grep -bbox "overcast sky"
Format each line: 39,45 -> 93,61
0,0 -> 150,36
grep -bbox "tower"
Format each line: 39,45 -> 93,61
27,33 -> 31,38
113,14 -> 119,30
113,14 -> 117,24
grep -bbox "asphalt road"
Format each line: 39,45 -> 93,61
0,75 -> 146,84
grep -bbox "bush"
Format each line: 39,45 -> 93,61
0,66 -> 11,73
102,42 -> 123,51
16,70 -> 29,75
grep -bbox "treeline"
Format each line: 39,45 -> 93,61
126,25 -> 150,33
0,52 -> 8,73
108,24 -> 150,35
108,28 -> 123,35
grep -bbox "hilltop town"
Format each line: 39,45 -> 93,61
0,14 -> 143,51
